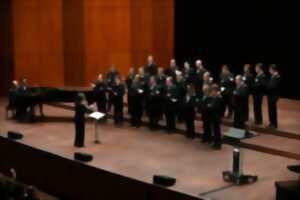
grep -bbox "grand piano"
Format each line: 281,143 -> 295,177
11,86 -> 95,121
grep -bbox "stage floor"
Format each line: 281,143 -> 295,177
0,98 -> 300,200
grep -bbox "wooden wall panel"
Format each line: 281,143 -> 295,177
13,0 -> 64,87
84,0 -> 131,82
5,0 -> 174,90
0,0 -> 14,95
151,0 -> 174,68
130,0 -> 154,68
63,0 -> 85,86
131,0 -> 174,69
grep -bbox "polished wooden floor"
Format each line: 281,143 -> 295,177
0,97 -> 300,200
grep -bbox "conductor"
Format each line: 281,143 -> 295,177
74,93 -> 92,148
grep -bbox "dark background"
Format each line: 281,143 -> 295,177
175,1 -> 299,99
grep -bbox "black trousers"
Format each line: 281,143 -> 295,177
234,110 -> 246,129
148,106 -> 161,129
203,118 -> 221,146
74,119 -> 85,147
202,118 -> 212,142
177,101 -> 185,122
184,116 -> 195,138
165,108 -> 176,131
245,95 -> 250,121
268,95 -> 278,127
96,100 -> 107,114
222,94 -> 233,117
131,109 -> 143,127
253,94 -> 264,124
113,102 -> 123,124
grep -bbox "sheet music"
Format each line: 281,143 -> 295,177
89,112 -> 106,120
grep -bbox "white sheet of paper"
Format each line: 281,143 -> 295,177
89,112 -> 106,120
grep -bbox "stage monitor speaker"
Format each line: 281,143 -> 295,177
7,131 -> 23,140
153,175 -> 176,187
287,165 -> 300,174
74,152 -> 93,162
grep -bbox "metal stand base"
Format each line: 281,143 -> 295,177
223,171 -> 258,185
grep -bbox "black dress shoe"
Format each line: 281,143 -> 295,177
211,145 -> 221,150
267,124 -> 277,129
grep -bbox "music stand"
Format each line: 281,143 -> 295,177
89,112 -> 106,144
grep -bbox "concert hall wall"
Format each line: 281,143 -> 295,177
0,0 -> 174,94
175,1 -> 299,99
0,0 -> 14,96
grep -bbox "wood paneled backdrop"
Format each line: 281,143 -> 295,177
0,0 -> 174,95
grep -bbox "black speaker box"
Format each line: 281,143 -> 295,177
153,175 -> 176,187
7,131 -> 24,140
74,152 -> 93,162
287,165 -> 300,174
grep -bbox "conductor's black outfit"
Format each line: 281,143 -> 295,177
129,80 -> 145,127
253,73 -> 267,125
164,84 -> 179,132
74,102 -> 90,147
233,83 -> 249,129
93,80 -> 107,113
267,73 -> 280,128
220,73 -> 235,117
112,83 -> 125,125
182,95 -> 196,139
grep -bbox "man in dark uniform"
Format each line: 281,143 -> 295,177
220,64 -> 235,118
112,77 -> 125,125
183,61 -> 194,84
194,59 -> 207,100
242,64 -> 254,121
147,76 -> 163,130
164,59 -> 179,80
182,85 -> 196,139
267,64 -> 280,129
156,67 -> 166,87
233,75 -> 249,129
200,84 -> 212,143
253,63 -> 267,125
164,77 -> 179,133
106,65 -> 120,112
74,93 -> 92,147
129,75 -> 145,127
175,72 -> 187,122
144,55 -> 158,76
92,74 -> 107,114
201,84 -> 223,150
126,67 -> 136,115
